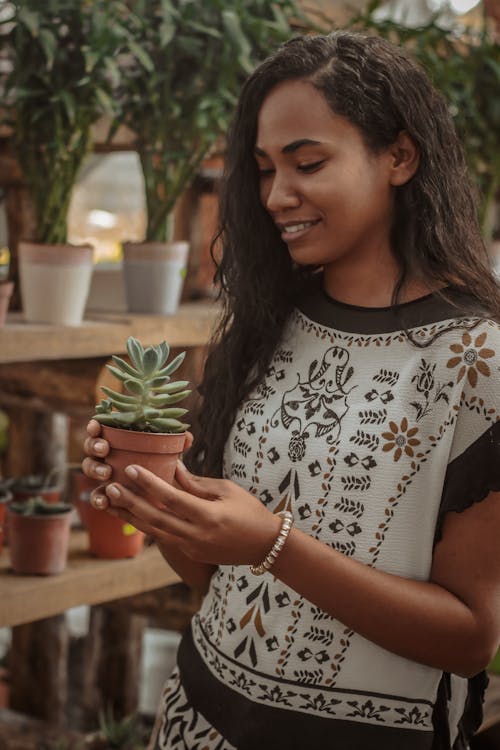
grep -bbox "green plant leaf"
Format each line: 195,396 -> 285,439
18,7 -> 39,36
126,337 -> 144,370
151,379 -> 190,394
143,346 -> 159,376
111,355 -> 140,377
129,39 -> 155,72
93,411 -> 139,427
150,389 -> 191,406
150,417 -> 187,432
124,379 -> 144,396
101,386 -> 139,404
157,351 -> 186,377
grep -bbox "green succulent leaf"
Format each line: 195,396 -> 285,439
157,341 -> 170,366
126,337 -> 144,371
150,389 -> 191,406
143,407 -> 162,420
149,376 -> 171,388
151,379 -> 189,393
157,351 -> 185,377
124,379 -> 144,396
106,365 -> 133,384
150,417 -> 188,432
158,407 -> 188,418
110,355 -> 140,377
143,346 -> 159,376
101,386 -> 139,404
93,411 -> 140,426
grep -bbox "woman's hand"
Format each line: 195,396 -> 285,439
81,419 -> 194,509
103,462 -> 282,567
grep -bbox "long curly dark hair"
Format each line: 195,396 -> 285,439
187,30 -> 500,477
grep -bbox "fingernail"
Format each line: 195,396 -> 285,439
125,465 -> 138,479
107,484 -> 121,498
94,441 -> 106,452
93,495 -> 107,510
95,465 -> 109,478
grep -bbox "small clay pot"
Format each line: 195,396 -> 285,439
7,505 -> 72,575
10,475 -> 62,504
101,426 -> 186,509
85,503 -> 145,559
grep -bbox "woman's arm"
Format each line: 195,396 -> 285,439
102,461 -> 500,677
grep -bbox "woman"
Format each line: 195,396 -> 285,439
83,31 -> 500,749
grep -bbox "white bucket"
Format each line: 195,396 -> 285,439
19,242 -> 94,325
122,241 -> 189,315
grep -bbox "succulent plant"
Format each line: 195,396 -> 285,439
92,337 -> 191,434
9,497 -> 72,516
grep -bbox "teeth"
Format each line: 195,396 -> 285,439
283,221 -> 315,233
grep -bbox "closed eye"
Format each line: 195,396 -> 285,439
298,160 -> 326,173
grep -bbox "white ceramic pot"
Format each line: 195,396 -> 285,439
18,242 -> 94,325
122,241 -> 189,315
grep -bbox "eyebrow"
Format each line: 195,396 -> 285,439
254,138 -> 322,157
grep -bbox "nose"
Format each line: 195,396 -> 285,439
261,172 -> 301,214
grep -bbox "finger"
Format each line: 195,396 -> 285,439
83,435 -> 110,458
122,464 -> 208,520
183,431 -> 194,453
90,486 -> 109,510
82,456 -> 112,482
105,503 -> 187,548
174,461 -> 225,500
87,419 -> 102,438
105,481 -> 193,537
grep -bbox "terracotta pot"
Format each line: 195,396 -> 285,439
10,478 -> 62,504
7,506 -> 72,575
122,241 -> 189,315
0,281 -> 13,326
18,241 -> 94,325
101,426 -> 185,508
85,503 -> 145,559
71,470 -> 100,528
0,489 -> 12,554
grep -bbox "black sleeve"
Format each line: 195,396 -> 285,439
434,420 -> 500,546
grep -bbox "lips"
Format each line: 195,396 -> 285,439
277,219 -> 321,242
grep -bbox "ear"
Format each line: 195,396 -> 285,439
388,131 -> 420,186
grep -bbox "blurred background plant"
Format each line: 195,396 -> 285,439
347,0 -> 500,239
108,0 -> 308,242
0,0 -> 131,244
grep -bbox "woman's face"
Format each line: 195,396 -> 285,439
255,79 -> 398,273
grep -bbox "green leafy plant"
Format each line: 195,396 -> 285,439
8,496 -> 71,516
97,707 -> 146,749
347,0 -> 500,236
111,0 -> 307,241
0,0 -> 131,243
93,336 -> 191,433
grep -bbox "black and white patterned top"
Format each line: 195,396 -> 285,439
175,280 -> 500,750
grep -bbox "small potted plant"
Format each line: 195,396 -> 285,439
92,336 -> 190,500
8,472 -> 63,504
7,496 -> 73,575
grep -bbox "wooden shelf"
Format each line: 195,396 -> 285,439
0,529 -> 181,627
0,302 -> 219,364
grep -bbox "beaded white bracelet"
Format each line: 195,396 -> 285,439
250,511 -> 294,576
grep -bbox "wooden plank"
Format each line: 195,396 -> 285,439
0,530 -> 181,627
0,302 -> 219,363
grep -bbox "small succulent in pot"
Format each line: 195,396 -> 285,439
8,496 -> 73,576
93,337 -> 191,433
90,337 -> 192,495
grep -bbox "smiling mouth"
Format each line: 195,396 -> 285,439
278,220 -> 321,241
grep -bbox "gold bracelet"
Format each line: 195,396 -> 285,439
250,511 -> 294,576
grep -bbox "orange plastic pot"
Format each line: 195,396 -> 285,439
71,470 -> 100,528
85,502 -> 145,559
101,426 -> 186,508
7,506 -> 72,575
